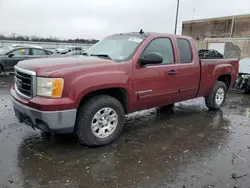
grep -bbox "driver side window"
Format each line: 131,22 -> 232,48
142,38 -> 174,65
10,49 -> 29,56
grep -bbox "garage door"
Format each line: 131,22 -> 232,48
208,43 -> 225,55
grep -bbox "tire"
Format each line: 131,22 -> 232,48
75,95 -> 125,146
205,81 -> 227,110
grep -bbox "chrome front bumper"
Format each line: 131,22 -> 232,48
12,97 -> 77,134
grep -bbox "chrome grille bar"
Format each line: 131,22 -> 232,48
14,66 -> 36,99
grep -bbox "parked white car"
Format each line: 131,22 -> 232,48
55,46 -> 83,54
239,58 -> 250,74
235,57 -> 250,93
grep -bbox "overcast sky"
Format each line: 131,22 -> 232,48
0,0 -> 249,39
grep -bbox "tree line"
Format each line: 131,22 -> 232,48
0,33 -> 99,44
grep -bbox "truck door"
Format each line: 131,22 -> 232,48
176,38 -> 200,101
133,37 -> 180,111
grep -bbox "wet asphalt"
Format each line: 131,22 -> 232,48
1,75 -> 250,188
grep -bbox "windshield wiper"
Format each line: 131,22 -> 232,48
90,54 -> 112,60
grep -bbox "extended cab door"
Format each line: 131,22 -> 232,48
175,38 -> 200,101
133,37 -> 180,111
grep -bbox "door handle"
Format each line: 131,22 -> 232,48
168,70 -> 177,75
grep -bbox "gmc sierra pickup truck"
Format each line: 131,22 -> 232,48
11,32 -> 239,146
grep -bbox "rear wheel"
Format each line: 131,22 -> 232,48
75,95 -> 125,147
205,81 -> 227,110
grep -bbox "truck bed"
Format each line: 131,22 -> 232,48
197,58 -> 239,97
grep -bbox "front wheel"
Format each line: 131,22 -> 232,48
75,95 -> 125,147
205,81 -> 227,110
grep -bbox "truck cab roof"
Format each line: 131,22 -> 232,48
109,32 -> 191,39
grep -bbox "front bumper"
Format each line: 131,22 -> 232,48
11,96 -> 77,134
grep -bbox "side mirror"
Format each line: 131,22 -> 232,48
8,53 -> 14,58
140,52 -> 163,66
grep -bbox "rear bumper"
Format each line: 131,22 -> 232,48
12,96 -> 77,134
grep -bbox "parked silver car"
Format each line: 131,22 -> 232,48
0,47 -> 53,73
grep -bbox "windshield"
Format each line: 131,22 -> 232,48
85,35 -> 145,61
0,47 -> 13,55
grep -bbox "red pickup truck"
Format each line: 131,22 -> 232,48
11,32 -> 239,146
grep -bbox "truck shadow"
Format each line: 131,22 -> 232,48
16,99 -> 231,188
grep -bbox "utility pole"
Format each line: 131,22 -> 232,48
230,16 -> 235,38
174,0 -> 180,34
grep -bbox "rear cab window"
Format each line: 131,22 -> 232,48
177,38 -> 192,63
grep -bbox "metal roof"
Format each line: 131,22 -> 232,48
183,14 -> 250,24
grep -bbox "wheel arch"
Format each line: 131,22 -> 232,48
217,74 -> 231,91
78,87 -> 129,114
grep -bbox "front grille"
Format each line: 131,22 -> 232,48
14,67 -> 35,98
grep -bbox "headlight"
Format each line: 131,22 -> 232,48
37,77 -> 64,98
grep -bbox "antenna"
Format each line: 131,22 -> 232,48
139,29 -> 144,34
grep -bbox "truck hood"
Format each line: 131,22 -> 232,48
16,56 -> 117,77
